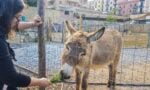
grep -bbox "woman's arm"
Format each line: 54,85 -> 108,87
18,22 -> 35,30
18,16 -> 42,30
29,77 -> 50,87
0,39 -> 50,87
0,39 -> 31,87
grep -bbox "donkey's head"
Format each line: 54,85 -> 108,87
60,20 -> 105,80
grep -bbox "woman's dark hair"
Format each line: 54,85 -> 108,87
0,0 -> 24,34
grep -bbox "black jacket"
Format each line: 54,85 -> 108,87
0,26 -> 31,87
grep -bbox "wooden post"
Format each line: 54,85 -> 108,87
79,15 -> 83,30
62,22 -> 65,43
37,0 -> 46,90
47,18 -> 52,41
147,33 -> 150,48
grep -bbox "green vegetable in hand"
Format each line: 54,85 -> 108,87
50,73 -> 62,83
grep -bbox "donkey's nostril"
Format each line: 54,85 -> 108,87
65,76 -> 71,79
60,70 -> 64,74
60,70 -> 65,76
60,70 -> 64,80
60,70 -> 71,80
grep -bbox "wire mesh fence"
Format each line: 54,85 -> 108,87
5,0 -> 149,89
0,0 -> 148,89
9,21 -> 150,90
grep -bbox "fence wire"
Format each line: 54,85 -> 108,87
10,22 -> 150,90
11,0 -> 150,89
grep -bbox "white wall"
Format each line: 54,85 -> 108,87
144,0 -> 150,23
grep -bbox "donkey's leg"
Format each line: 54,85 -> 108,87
82,70 -> 89,90
76,68 -> 82,90
112,55 -> 120,86
112,64 -> 117,86
108,54 -> 120,87
108,64 -> 113,87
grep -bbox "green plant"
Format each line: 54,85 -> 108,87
25,0 -> 37,7
50,73 -> 62,83
106,8 -> 117,23
106,15 -> 117,22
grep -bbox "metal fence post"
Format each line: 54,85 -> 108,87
62,22 -> 65,43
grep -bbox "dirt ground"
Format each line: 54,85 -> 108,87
19,85 -> 150,90
19,63 -> 150,90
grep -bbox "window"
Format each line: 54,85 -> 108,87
123,11 -> 125,14
134,4 -> 137,7
130,10 -> 132,13
64,11 -> 69,15
48,0 -> 55,5
110,7 -> 112,10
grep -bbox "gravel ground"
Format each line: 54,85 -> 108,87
12,42 -> 64,74
12,43 -> 150,73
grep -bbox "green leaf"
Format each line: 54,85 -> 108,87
50,73 -> 62,83
25,0 -> 37,7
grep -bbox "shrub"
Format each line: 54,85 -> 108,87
25,0 -> 37,7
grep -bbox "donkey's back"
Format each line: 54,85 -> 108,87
90,29 -> 122,68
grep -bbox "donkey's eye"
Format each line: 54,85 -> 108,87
80,51 -> 86,56
66,45 -> 69,50
66,44 -> 70,50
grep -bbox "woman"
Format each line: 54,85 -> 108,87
0,0 -> 50,90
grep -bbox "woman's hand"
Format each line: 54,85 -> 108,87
33,15 -> 43,27
39,78 -> 51,87
29,77 -> 51,87
17,16 -> 43,30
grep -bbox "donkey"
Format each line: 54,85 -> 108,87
60,21 -> 122,90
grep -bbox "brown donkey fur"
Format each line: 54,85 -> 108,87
60,20 -> 122,90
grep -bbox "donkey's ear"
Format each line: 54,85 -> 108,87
86,27 -> 105,41
65,20 -> 76,35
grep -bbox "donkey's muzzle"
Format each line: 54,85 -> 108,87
60,70 -> 71,80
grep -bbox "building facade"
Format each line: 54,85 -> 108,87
47,0 -> 80,8
87,0 -> 116,14
144,0 -> 150,12
110,0 -> 117,14
87,0 -> 95,10
144,0 -> 150,22
102,0 -> 109,13
117,0 -> 140,16
94,0 -> 103,11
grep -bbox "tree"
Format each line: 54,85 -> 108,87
106,15 -> 117,23
106,9 -> 117,23
25,0 -> 37,7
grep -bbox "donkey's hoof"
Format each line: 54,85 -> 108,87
107,82 -> 111,87
107,84 -> 111,87
112,82 -> 116,86
107,82 -> 116,87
